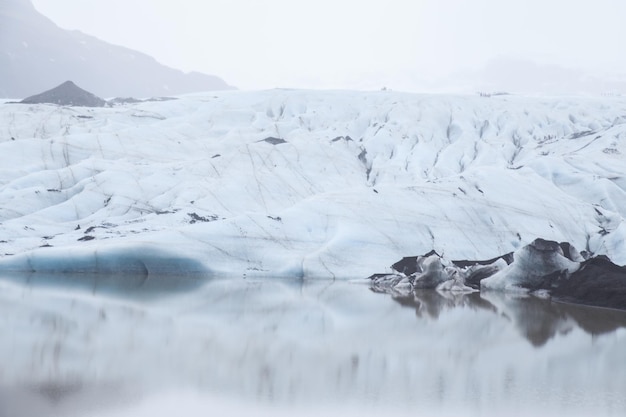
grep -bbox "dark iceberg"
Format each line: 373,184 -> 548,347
369,238 -> 626,310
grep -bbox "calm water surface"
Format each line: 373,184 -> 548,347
0,273 -> 625,417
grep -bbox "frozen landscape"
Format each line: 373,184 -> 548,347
0,89 -> 625,278
4,0 -> 626,416
2,88 -> 626,416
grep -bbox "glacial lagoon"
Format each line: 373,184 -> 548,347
1,274 -> 625,417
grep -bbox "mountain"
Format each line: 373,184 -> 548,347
0,90 -> 625,277
20,80 -> 106,107
0,0 -> 234,98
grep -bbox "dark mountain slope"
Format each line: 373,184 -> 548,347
0,0 -> 234,98
20,80 -> 106,107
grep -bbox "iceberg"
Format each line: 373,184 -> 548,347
480,238 -> 581,291
370,238 -> 626,310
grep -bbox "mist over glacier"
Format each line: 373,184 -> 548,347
0,90 -> 625,277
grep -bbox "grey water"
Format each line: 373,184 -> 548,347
0,274 -> 625,417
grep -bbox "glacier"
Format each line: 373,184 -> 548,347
1,90 -> 625,278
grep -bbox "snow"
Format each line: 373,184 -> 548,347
0,90 -> 625,277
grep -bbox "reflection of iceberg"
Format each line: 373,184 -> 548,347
376,289 -> 496,319
480,293 -> 576,347
483,292 -> 626,346
384,288 -> 626,347
1,279 -> 626,416
1,270 -> 206,300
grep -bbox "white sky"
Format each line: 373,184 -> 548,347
31,0 -> 626,92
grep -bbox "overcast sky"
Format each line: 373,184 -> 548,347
31,0 -> 626,93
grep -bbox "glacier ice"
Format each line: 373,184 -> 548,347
0,90 -> 625,277
481,238 -> 581,291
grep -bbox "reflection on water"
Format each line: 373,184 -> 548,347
1,274 -> 625,417
386,290 -> 497,319
0,271 -> 205,300
387,289 -> 626,346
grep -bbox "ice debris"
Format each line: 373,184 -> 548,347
370,238 -> 626,310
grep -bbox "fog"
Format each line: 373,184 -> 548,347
26,0 -> 626,92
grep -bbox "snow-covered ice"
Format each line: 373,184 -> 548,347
1,90 -> 625,277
